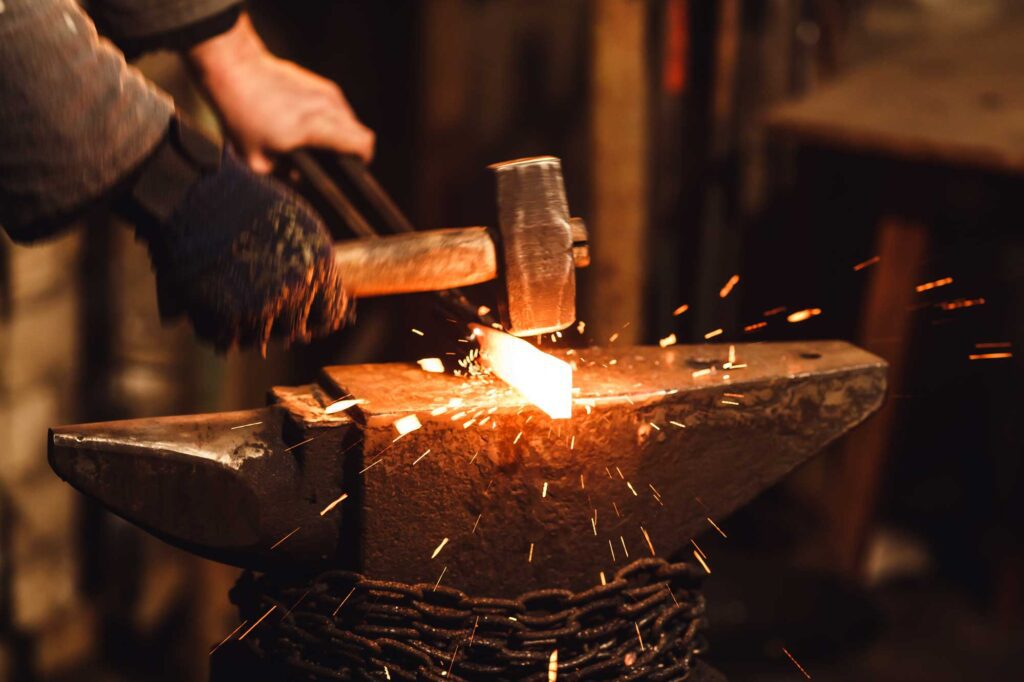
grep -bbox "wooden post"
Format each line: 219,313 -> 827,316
588,0 -> 649,344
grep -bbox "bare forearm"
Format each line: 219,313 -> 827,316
0,0 -> 172,240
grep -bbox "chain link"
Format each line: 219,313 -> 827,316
229,558 -> 708,680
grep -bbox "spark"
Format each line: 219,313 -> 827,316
744,321 -> 767,333
469,616 -> 480,646
577,320 -> 586,334
609,539 -> 617,562
433,567 -> 447,590
693,550 -> 711,574
411,328 -> 424,336
937,297 -> 984,310
641,526 -> 656,555
332,587 -> 356,616
673,304 -> 689,316
649,422 -> 660,431
230,421 -> 263,430
238,606 -> 277,641
209,620 -> 249,655
385,667 -> 391,680
707,517 -> 728,538
691,539 -> 707,559
692,368 -> 712,379
431,537 -> 449,559
659,333 -> 677,348
472,514 -> 482,534
915,276 -> 953,292
724,392 -> 744,398
969,352 -> 1012,360
976,342 -> 1011,348
721,400 -> 740,406
570,435 -> 576,450
635,622 -> 646,651
413,449 -> 432,465
284,437 -> 315,452
548,649 -> 558,681
270,527 -> 300,549
787,308 -> 821,323
580,474 -> 585,490
783,646 -> 812,679
542,482 -> 549,498
615,466 -> 624,479
528,543 -> 535,562
649,483 -> 662,497
591,516 -> 598,535
612,501 -> 621,517
600,571 -> 607,585
670,420 -> 686,428
853,255 -> 880,271
319,493 -> 349,516
462,419 -> 476,428
325,398 -> 364,415
620,536 -> 630,558
393,414 -> 422,437
704,328 -> 723,339
626,482 -> 639,497
477,305 -> 491,317
719,274 -> 740,298
359,458 -> 382,474
764,306 -> 786,316
417,358 -> 445,373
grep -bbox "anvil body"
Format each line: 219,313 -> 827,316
50,342 -> 885,598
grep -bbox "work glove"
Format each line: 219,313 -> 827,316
129,119 -> 350,352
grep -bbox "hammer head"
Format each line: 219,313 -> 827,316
490,157 -> 588,337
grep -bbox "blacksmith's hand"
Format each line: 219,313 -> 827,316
188,12 -> 375,173
128,119 -> 349,353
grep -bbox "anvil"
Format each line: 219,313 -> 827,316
49,341 -> 885,598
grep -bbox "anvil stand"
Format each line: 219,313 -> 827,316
48,342 -> 885,680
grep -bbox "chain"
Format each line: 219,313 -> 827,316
229,558 -> 708,680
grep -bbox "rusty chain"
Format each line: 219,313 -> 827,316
229,557 -> 708,680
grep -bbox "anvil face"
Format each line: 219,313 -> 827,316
50,342 -> 885,598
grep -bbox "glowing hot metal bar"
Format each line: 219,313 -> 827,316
470,324 -> 572,419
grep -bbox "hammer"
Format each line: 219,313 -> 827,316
294,154 -> 589,337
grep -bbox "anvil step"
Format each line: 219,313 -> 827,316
50,341 -> 885,597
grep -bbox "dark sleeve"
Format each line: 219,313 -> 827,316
83,0 -> 244,57
0,0 -> 174,242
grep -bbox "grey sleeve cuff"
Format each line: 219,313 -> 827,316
0,0 -> 174,239
83,0 -> 243,42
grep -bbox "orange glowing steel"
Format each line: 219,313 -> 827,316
471,325 -> 573,419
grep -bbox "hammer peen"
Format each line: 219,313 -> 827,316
322,156 -> 589,337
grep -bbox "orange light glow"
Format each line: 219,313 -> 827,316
968,352 -> 1012,361
471,325 -> 573,419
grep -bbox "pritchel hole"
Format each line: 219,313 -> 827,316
800,352 -> 822,360
687,357 -> 722,369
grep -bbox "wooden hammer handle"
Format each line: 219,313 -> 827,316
332,227 -> 498,297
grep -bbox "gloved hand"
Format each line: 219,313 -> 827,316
131,124 -> 350,352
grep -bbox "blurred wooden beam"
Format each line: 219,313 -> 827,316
587,0 -> 649,343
